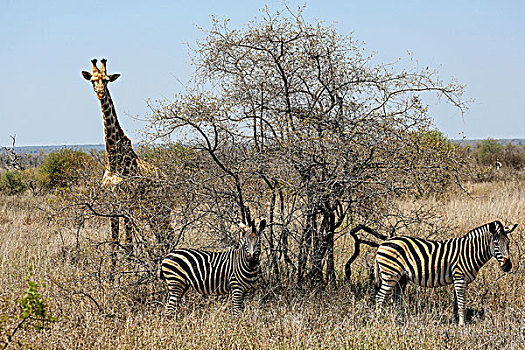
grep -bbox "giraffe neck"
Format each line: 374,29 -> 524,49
100,90 -> 125,152
99,90 -> 138,175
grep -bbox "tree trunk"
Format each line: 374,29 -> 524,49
296,213 -> 315,287
266,186 -> 280,284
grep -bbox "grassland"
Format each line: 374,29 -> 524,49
1,180 -> 524,349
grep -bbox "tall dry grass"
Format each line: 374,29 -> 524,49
1,180 -> 524,349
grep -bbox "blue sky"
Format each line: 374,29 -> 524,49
1,0 -> 524,146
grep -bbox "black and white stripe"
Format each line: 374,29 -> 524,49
160,219 -> 266,315
375,220 -> 517,325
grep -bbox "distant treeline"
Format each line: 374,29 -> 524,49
453,138 -> 525,147
4,144 -> 105,155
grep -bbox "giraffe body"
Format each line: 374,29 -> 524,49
102,156 -> 164,186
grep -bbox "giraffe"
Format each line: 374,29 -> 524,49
81,58 -> 170,271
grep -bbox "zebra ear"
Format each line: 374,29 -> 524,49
258,219 -> 267,233
489,221 -> 500,240
238,222 -> 250,233
505,224 -> 518,234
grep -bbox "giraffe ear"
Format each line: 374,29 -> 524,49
81,71 -> 92,80
108,74 -> 120,82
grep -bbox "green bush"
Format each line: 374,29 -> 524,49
0,170 -> 27,195
476,138 -> 503,166
37,149 -> 90,189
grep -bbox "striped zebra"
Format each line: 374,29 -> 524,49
160,219 -> 266,315
375,220 -> 518,325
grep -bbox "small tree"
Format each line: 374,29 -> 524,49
0,267 -> 57,350
48,142 -> 198,289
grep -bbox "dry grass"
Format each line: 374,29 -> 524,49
1,180 -> 525,349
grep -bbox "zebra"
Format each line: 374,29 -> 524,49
375,220 -> 518,325
159,219 -> 266,315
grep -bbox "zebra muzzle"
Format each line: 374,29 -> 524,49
246,254 -> 259,267
501,258 -> 512,272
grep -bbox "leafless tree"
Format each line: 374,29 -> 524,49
147,6 -> 469,288
2,135 -> 24,171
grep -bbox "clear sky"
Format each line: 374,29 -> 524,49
1,0 -> 524,146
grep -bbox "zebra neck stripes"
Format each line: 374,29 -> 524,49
456,224 -> 494,281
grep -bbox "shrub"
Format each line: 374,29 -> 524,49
502,143 -> 525,170
37,149 -> 91,189
476,138 -> 503,166
0,170 -> 27,195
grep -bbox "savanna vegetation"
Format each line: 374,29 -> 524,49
1,6 -> 524,349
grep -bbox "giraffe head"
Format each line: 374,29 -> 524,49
81,58 -> 120,100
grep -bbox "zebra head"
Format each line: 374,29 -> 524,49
489,221 -> 518,272
239,219 -> 267,267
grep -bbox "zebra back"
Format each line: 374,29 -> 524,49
375,220 -> 517,288
162,248 -> 234,295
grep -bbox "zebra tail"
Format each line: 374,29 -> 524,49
374,259 -> 380,286
158,262 -> 165,280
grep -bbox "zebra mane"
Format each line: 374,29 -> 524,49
464,220 -> 502,239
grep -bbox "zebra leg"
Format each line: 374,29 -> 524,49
453,289 -> 459,323
453,278 -> 467,326
165,281 -> 189,317
393,275 -> 408,314
376,272 -> 403,309
231,288 -> 245,315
